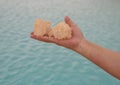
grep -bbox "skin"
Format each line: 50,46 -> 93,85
30,16 -> 120,80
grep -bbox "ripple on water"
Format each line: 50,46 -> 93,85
0,0 -> 120,85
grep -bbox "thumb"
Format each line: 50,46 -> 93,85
64,16 -> 83,38
64,16 -> 77,28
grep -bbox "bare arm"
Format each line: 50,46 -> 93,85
74,38 -> 120,80
30,16 -> 120,80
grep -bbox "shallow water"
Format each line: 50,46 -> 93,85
0,0 -> 120,85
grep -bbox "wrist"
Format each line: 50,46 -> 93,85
72,38 -> 87,53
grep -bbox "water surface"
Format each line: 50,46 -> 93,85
0,0 -> 120,85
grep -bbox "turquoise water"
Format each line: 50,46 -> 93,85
0,0 -> 120,85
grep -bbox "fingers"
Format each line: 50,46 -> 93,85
30,32 -> 36,39
30,32 -> 50,42
30,32 -> 73,47
30,32 -> 59,43
37,36 -> 51,42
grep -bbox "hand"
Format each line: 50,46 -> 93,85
30,16 -> 84,50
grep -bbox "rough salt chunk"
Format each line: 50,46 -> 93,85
48,22 -> 72,39
34,18 -> 51,36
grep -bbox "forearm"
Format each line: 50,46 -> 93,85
73,39 -> 120,79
